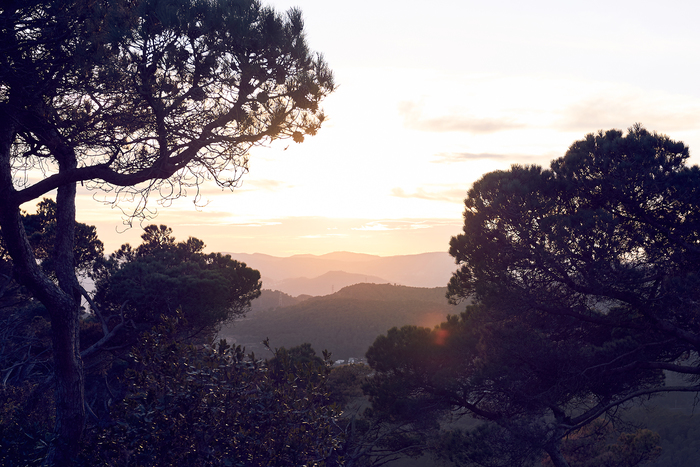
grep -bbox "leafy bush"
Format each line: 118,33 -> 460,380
79,317 -> 342,466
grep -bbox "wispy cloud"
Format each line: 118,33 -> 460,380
431,151 -> 559,166
230,220 -> 283,227
398,101 -> 525,134
241,179 -> 292,191
353,222 -> 392,231
299,232 -> 349,239
352,219 -> 459,232
556,94 -> 700,134
92,216 -> 465,257
431,152 -> 512,163
391,186 -> 466,203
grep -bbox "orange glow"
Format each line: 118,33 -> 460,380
434,329 -> 449,346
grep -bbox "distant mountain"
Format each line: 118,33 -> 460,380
227,251 -> 457,294
272,270 -> 389,296
221,283 -> 461,361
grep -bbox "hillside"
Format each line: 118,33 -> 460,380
221,283 -> 461,361
248,289 -> 312,313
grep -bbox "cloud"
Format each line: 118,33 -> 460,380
353,222 -> 392,231
431,152 -> 512,163
241,179 -> 292,191
431,151 -> 560,166
228,220 -> 283,228
391,186 -> 466,203
398,101 -> 525,134
352,219 -> 458,232
556,94 -> 700,134
299,232 -> 349,239
95,216 -> 466,257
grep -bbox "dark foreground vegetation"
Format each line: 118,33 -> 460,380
0,0 -> 333,462
363,125 -> 700,467
1,0 -> 698,464
3,121 -> 700,467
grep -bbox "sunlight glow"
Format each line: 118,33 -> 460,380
43,0 -> 700,257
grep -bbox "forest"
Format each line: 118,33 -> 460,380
1,0 -> 700,466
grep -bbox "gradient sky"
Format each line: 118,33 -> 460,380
68,0 -> 700,257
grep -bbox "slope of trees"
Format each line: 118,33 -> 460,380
365,126 -> 700,467
0,0 -> 333,461
221,283 -> 458,360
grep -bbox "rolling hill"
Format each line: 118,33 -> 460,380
220,283 -> 462,361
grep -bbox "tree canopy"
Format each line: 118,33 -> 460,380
365,126 -> 700,467
0,198 -> 104,280
0,0 -> 333,462
448,124 -> 700,379
93,224 -> 261,339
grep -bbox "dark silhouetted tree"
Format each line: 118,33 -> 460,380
0,0 -> 333,462
93,224 -> 261,342
365,126 -> 700,467
75,317 -> 343,466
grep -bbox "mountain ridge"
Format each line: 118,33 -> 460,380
226,251 -> 457,295
271,270 -> 389,296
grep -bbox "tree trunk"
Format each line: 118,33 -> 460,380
49,155 -> 85,464
46,297 -> 85,464
0,113 -> 85,464
544,440 -> 570,467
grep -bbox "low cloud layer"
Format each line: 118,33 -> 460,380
391,186 -> 466,203
352,219 -> 460,232
398,101 -> 524,134
556,94 -> 700,134
431,152 -> 512,163
430,151 -> 560,166
241,179 -> 292,191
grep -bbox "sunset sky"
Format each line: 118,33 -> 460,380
71,0 -> 700,257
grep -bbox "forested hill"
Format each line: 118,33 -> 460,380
220,283 -> 461,361
331,283 -> 450,302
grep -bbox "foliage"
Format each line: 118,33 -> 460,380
93,224 -> 261,339
622,405 -> 700,467
0,256 -> 53,382
364,126 -> 700,467
327,363 -> 373,409
436,423 -> 543,467
322,362 -> 433,467
2,0 -> 335,209
541,419 -> 661,467
24,199 -> 104,279
268,342 -> 326,371
79,318 -> 341,466
448,125 -> 700,370
0,198 -> 104,280
0,382 -> 54,466
0,0 -> 332,461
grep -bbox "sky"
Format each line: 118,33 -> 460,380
69,0 -> 700,257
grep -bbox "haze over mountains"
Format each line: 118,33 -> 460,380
219,252 -> 464,361
226,251 -> 457,296
220,283 -> 461,361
